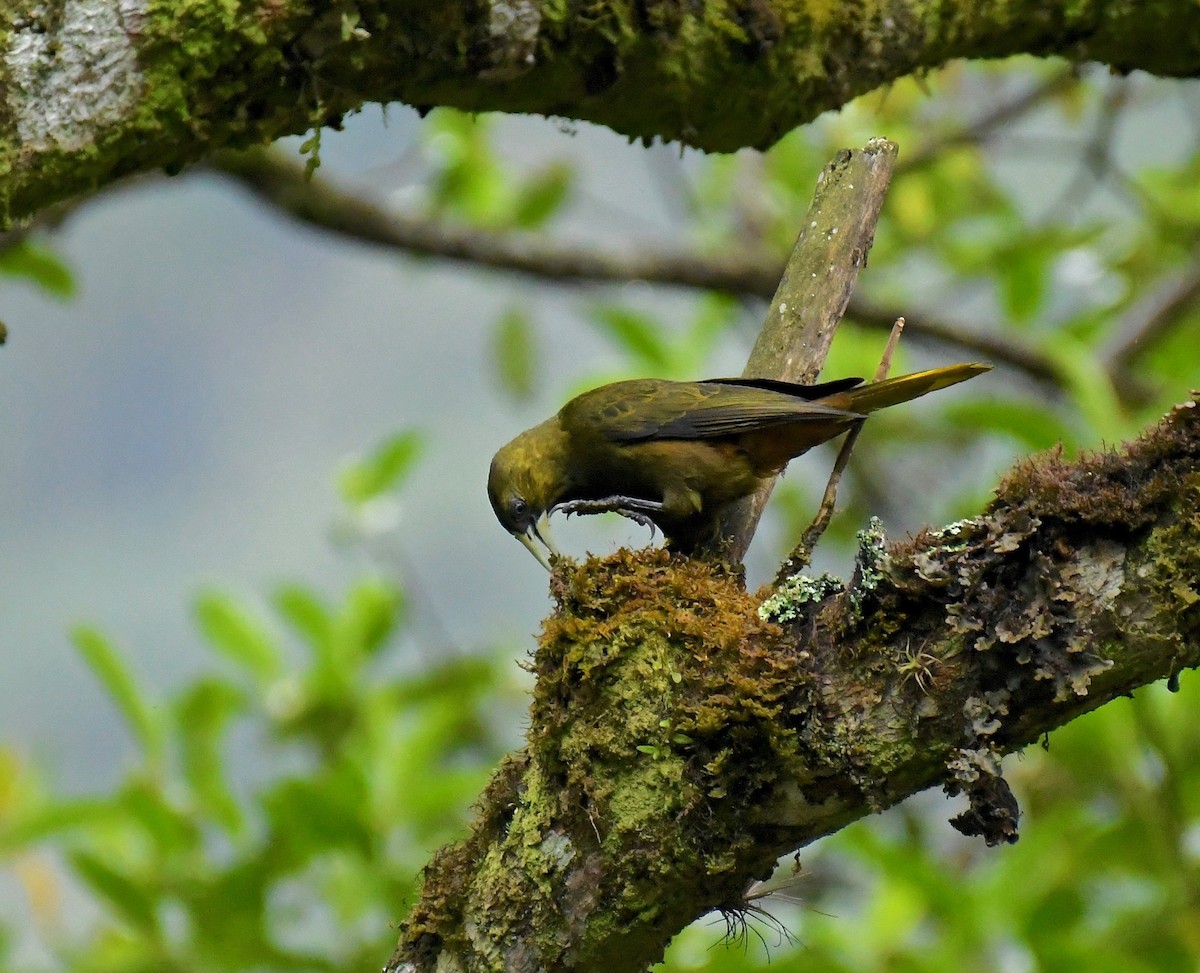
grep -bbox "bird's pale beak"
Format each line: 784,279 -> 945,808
517,530 -> 553,571
516,513 -> 560,572
532,513 -> 560,559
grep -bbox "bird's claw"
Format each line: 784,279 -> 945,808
550,496 -> 663,539
616,508 -> 657,538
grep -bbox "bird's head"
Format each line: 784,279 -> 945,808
487,418 -> 570,570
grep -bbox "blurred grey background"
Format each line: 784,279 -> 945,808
0,109 -> 757,793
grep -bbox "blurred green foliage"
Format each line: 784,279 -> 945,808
4,54 -> 1200,973
338,431 -> 423,508
491,306 -> 539,401
425,110 -> 573,230
0,240 -> 75,299
0,580 -> 515,971
575,295 -> 741,392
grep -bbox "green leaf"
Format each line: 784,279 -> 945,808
0,799 -> 124,851
513,163 -> 572,228
492,306 -> 537,401
339,431 -> 423,506
261,774 -> 372,864
940,398 -> 1078,452
119,778 -> 200,853
194,591 -> 282,682
0,240 -> 75,298
176,679 -> 246,835
587,305 -> 672,371
71,627 -> 164,763
492,304 -> 540,400
390,654 -> 500,708
182,859 -> 273,963
338,579 -> 402,662
274,585 -> 335,664
999,244 -> 1049,322
68,850 -> 159,934
299,128 -> 322,178
1043,335 -> 1132,441
426,111 -> 510,225
1139,157 -> 1200,225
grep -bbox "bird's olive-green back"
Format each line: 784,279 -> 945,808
559,378 -> 864,444
560,365 -> 990,445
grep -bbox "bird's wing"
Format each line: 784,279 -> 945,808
567,379 -> 865,443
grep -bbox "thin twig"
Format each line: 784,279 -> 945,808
899,67 -> 1079,174
845,299 -> 1060,386
1104,261 -> 1200,377
775,318 -> 906,580
1101,260 -> 1200,406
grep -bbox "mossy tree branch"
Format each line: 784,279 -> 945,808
7,0 -> 1200,223
388,397 -> 1200,973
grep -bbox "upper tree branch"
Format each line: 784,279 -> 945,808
387,396 -> 1200,973
8,0 -> 1200,223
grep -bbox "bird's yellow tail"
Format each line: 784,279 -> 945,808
825,362 -> 991,414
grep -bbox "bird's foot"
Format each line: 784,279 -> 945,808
552,497 -> 664,537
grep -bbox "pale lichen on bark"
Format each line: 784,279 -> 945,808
480,0 -> 542,81
6,0 -> 146,150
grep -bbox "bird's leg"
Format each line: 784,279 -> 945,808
776,316 -> 906,584
552,496 -> 664,535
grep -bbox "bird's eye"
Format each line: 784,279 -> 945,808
510,498 -> 528,517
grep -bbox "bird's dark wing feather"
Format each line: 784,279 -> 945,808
706,376 -> 863,398
565,379 -> 864,443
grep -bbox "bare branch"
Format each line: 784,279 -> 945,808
209,149 -> 782,292
210,150 -> 1061,385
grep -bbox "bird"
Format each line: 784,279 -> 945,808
488,363 -> 990,568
